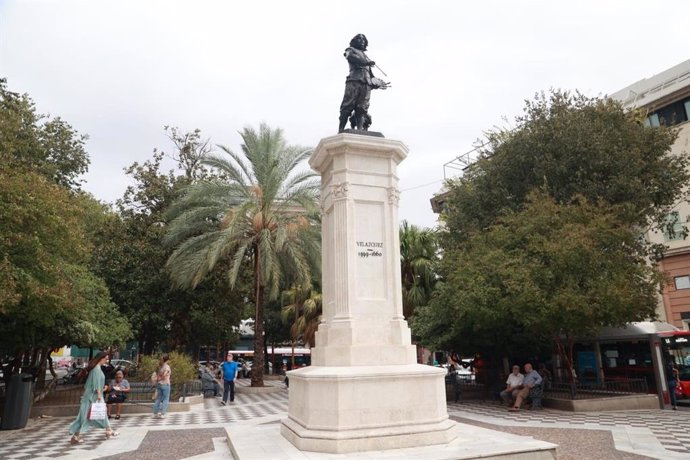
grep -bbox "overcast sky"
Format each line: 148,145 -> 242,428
2,0 -> 690,228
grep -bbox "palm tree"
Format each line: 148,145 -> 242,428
164,124 -> 320,386
281,285 -> 322,367
399,220 -> 438,319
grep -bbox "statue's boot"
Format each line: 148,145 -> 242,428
338,112 -> 350,133
355,112 -> 366,130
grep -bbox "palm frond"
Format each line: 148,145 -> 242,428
201,154 -> 250,190
216,144 -> 253,184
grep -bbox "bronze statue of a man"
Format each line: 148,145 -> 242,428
338,34 -> 389,133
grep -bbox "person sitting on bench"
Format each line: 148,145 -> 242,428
105,370 -> 130,419
500,365 -> 524,406
509,363 -> 542,412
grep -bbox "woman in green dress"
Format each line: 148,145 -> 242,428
68,351 -> 118,444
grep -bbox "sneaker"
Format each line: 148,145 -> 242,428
220,401 -> 226,406
159,414 -> 166,419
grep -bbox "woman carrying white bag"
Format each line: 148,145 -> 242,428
68,351 -> 118,444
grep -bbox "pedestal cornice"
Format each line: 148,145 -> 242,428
309,133 -> 408,172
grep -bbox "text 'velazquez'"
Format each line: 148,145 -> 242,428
356,241 -> 383,247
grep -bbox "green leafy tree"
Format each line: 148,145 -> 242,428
443,91 -> 687,251
164,123 -> 320,386
416,192 -> 661,380
399,220 -> 438,320
0,79 -> 130,385
416,91 -> 690,380
0,78 -> 89,190
0,169 -> 131,382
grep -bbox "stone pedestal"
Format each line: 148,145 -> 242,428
280,134 -> 456,453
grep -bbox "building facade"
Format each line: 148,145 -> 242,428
611,59 -> 690,329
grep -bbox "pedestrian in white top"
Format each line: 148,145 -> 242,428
500,365 -> 524,406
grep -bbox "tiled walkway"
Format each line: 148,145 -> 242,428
0,390 -> 286,460
448,400 -> 690,458
2,386 -> 690,459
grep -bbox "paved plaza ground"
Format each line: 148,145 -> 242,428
1,379 -> 689,459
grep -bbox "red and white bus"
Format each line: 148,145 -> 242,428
660,330 -> 690,398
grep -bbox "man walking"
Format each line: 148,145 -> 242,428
220,352 -> 238,406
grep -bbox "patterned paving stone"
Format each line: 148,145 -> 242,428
3,390 -> 690,459
448,400 -> 690,455
0,389 -> 289,459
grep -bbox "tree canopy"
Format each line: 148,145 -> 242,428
443,91 -> 686,248
414,90 -> 689,377
0,80 -> 130,379
0,78 -> 89,190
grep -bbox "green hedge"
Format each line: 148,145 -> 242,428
136,351 -> 197,383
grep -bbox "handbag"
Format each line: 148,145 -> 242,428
149,371 -> 159,385
88,401 -> 107,421
675,384 -> 683,397
107,393 -> 126,403
152,388 -> 159,401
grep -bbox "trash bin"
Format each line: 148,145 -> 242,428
1,373 -> 33,430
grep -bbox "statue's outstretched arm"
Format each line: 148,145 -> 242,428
344,48 -> 373,67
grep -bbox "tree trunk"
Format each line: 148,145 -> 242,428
34,347 -> 51,390
250,250 -> 265,387
47,350 -> 57,380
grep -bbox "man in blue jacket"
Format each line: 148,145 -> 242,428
220,353 -> 238,406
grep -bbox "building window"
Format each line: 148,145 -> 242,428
663,212 -> 685,241
645,113 -> 660,127
675,276 -> 690,290
646,98 -> 690,127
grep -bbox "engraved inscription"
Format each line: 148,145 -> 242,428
356,241 -> 383,258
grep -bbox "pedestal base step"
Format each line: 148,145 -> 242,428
281,416 -> 457,454
227,419 -> 557,459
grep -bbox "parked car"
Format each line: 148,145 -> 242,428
441,359 -> 476,382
